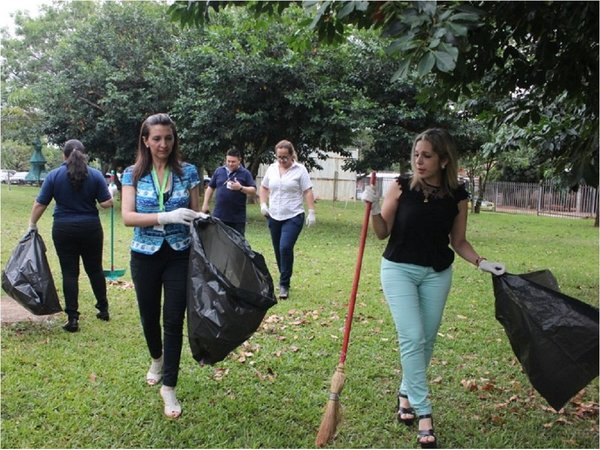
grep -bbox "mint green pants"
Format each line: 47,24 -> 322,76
380,258 -> 452,416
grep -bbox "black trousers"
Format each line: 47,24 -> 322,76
130,243 -> 189,387
52,221 -> 108,319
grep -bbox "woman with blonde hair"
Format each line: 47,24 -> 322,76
259,140 -> 316,299
361,128 -> 505,448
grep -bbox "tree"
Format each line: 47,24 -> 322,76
168,6 -> 451,178
2,2 -> 183,171
168,0 -> 598,189
169,7 -> 380,178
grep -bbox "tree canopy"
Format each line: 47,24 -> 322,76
2,1 -> 474,178
168,0 -> 599,188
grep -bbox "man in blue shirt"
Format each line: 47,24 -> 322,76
201,149 -> 256,236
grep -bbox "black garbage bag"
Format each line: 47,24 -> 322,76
187,216 -> 277,364
1,229 -> 62,315
493,270 -> 599,411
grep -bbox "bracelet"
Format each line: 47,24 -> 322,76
475,256 -> 486,267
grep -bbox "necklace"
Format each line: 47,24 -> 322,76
421,181 -> 441,203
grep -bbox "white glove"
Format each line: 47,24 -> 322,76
195,211 -> 210,220
157,208 -> 198,226
478,260 -> 506,276
306,209 -> 316,227
260,203 -> 270,217
108,184 -> 118,198
360,185 -> 381,215
28,222 -> 37,232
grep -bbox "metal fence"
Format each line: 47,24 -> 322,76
481,181 -> 598,219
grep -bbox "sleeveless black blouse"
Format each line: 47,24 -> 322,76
382,176 -> 469,272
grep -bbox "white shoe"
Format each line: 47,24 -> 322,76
160,385 -> 182,419
146,356 -> 163,386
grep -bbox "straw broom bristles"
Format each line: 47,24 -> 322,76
315,363 -> 346,447
315,172 -> 376,448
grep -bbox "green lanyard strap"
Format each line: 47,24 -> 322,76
151,167 -> 171,212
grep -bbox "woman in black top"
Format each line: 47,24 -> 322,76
361,128 -> 505,448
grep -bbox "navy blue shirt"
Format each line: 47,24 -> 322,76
36,163 -> 111,224
209,165 -> 256,224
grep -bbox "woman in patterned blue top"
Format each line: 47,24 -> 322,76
122,113 -> 202,419
361,129 -> 506,448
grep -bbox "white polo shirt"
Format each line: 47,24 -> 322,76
261,161 -> 313,221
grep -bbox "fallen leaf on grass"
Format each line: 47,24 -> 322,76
574,401 -> 599,419
213,367 -> 229,381
461,379 -> 478,392
490,415 -> 504,425
89,373 -> 97,383
254,367 -> 276,382
543,417 -> 571,428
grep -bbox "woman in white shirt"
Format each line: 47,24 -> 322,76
259,140 -> 316,299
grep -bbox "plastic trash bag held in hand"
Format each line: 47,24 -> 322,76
1,229 -> 62,315
493,270 -> 599,411
187,215 -> 277,365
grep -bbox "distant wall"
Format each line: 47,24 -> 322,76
256,151 -> 359,201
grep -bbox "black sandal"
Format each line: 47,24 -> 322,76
417,414 -> 437,449
396,393 -> 415,426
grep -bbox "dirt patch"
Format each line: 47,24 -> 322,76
1,295 -> 62,324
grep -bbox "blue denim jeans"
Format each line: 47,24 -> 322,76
130,243 -> 189,387
267,213 -> 304,288
380,258 -> 452,416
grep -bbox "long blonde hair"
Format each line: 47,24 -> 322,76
409,128 -> 459,194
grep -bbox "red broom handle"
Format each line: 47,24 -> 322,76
339,171 -> 376,364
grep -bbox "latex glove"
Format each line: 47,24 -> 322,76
360,185 -> 381,215
108,184 -> 119,198
260,203 -> 270,217
28,222 -> 37,232
306,209 -> 316,227
195,211 -> 210,220
478,260 -> 506,276
157,208 -> 198,226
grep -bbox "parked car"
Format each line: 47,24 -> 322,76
9,172 -> 30,185
468,199 -> 495,211
0,170 -> 16,184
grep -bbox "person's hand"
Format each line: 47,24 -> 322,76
260,203 -> 270,217
306,209 -> 316,227
28,222 -> 37,232
108,184 -> 119,198
478,260 -> 506,276
157,208 -> 198,226
196,211 -> 210,220
360,185 -> 381,215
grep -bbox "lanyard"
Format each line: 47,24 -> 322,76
151,167 -> 171,212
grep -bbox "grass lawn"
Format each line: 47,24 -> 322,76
1,184 -> 598,448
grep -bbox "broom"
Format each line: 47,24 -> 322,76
316,171 -> 376,448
